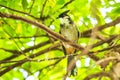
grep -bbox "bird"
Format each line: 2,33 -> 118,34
58,10 -> 79,76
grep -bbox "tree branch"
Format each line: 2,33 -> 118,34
0,35 -> 47,39
0,12 -> 84,51
81,17 -> 120,37
0,4 -> 39,20
29,0 -> 35,14
0,43 -> 61,76
84,72 -> 114,80
90,44 -> 120,54
40,0 -> 47,19
61,0 -> 75,9
92,35 -> 118,48
39,60 -> 61,72
0,40 -> 50,63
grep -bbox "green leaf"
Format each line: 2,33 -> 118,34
3,26 -> 14,36
0,0 -> 120,79
22,0 -> 28,9
112,7 -> 120,13
57,0 -> 65,5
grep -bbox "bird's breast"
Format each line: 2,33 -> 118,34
60,24 -> 78,42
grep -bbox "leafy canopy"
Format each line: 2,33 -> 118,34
0,0 -> 120,80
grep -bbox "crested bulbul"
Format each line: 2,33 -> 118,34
58,10 -> 79,76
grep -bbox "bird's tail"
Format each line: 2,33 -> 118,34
67,55 -> 77,76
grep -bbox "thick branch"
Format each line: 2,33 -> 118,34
0,12 -> 84,50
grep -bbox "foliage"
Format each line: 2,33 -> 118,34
0,0 -> 120,80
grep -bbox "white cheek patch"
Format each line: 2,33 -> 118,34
59,18 -> 69,25
59,18 -> 64,24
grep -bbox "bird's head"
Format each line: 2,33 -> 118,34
57,10 -> 72,25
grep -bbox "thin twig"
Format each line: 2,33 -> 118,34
38,60 -> 61,72
2,19 -> 25,51
0,40 -> 51,63
92,35 -> 118,48
38,60 -> 61,78
61,0 -> 75,9
0,43 -> 61,76
29,0 -> 35,14
40,0 -> 47,19
0,53 -> 79,64
0,4 -> 39,20
0,35 -> 47,39
90,44 -> 120,54
0,48 -> 19,53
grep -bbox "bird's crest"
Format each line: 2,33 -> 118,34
58,10 -> 70,18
